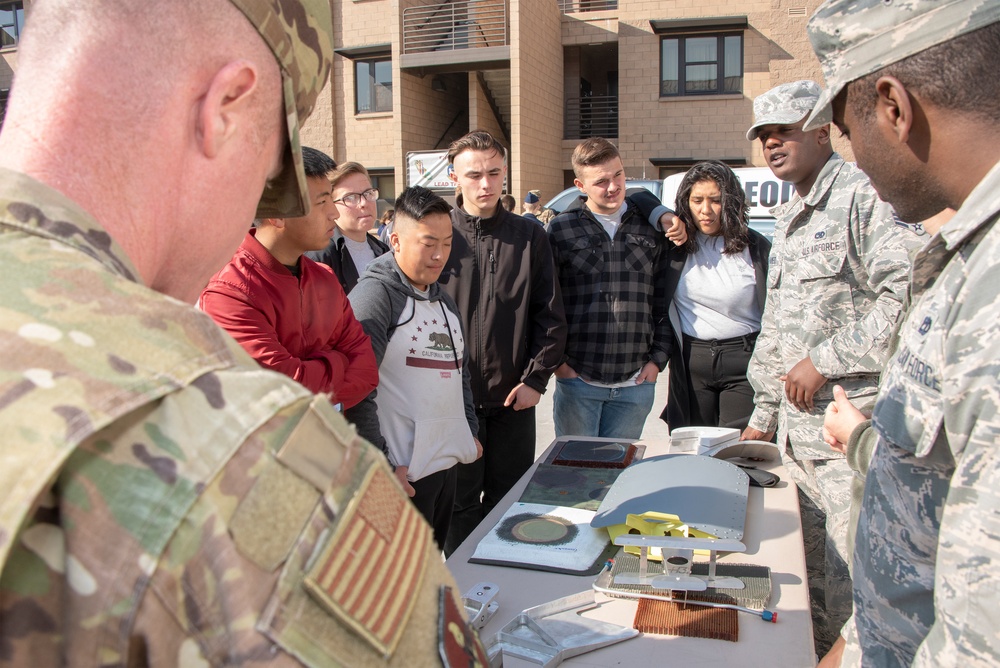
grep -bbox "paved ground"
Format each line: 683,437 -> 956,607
533,372 -> 672,459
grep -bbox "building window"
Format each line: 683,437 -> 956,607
0,1 -> 24,48
368,170 -> 395,205
0,89 -> 8,130
558,0 -> 618,11
355,58 -> 392,114
660,33 -> 742,97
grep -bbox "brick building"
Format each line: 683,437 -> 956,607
1,0 -> 850,206
0,1 -> 26,130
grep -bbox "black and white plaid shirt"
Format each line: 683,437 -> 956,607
548,199 -> 671,384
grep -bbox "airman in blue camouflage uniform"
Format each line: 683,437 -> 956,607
742,80 -> 925,655
804,0 -> 1000,666
0,1 -> 486,666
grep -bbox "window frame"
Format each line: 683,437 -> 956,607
0,88 -> 8,130
659,31 -> 744,98
367,169 -> 395,205
354,57 -> 393,115
0,1 -> 24,49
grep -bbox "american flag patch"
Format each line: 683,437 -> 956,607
303,465 -> 431,656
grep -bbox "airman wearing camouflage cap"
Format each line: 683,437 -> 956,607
745,79 -> 831,141
0,0 -> 486,665
803,1 -> 1000,666
742,78 -> 924,656
804,0 -> 1000,135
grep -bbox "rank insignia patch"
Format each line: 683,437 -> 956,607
438,586 -> 489,668
303,465 -> 430,657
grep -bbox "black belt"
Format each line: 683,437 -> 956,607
687,331 -> 760,348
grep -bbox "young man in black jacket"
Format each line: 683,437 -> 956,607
437,131 -> 567,555
306,161 -> 390,294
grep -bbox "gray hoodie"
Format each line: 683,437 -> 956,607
345,253 -> 478,466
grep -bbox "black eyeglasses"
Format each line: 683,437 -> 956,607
332,188 -> 379,207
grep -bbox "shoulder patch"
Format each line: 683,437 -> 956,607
302,465 -> 431,657
439,586 -> 489,668
893,215 -> 927,236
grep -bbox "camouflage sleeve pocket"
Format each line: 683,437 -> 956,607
229,457 -> 321,572
920,415 -> 1000,664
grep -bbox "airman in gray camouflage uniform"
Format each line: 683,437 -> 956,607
743,80 -> 925,655
0,1 -> 486,666
804,0 -> 1000,666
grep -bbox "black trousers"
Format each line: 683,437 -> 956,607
680,333 -> 757,431
410,465 -> 458,551
443,405 -> 536,556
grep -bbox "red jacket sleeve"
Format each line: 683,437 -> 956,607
200,258 -> 377,409
321,294 -> 378,409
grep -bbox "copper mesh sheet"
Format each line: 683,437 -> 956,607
634,597 -> 739,642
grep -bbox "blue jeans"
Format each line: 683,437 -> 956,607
553,376 -> 656,439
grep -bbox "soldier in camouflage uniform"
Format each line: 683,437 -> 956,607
0,1 -> 486,666
742,80 -> 925,655
803,1 -> 1000,666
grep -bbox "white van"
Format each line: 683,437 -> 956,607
661,167 -> 793,240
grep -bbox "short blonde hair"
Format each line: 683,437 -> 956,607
329,161 -> 370,190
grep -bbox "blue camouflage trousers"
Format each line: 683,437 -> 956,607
783,452 -> 854,659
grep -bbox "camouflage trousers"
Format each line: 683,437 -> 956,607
782,452 -> 854,659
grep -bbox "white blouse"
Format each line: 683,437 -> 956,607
674,232 -> 763,340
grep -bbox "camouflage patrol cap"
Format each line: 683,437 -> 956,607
746,80 -> 831,141
803,0 -> 1000,131
227,0 -> 334,218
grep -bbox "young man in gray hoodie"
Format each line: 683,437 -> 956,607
346,186 -> 482,549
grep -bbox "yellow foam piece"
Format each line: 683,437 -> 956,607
606,512 -> 716,561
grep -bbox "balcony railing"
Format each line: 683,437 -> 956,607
402,0 -> 508,55
558,0 -> 618,12
565,95 -> 618,139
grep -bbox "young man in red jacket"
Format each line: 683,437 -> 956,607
201,147 -> 378,410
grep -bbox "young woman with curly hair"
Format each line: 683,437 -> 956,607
659,160 -> 772,431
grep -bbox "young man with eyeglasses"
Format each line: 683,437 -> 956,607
307,161 -> 391,294
201,147 -> 378,411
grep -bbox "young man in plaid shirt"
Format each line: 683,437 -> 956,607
547,138 -> 673,439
